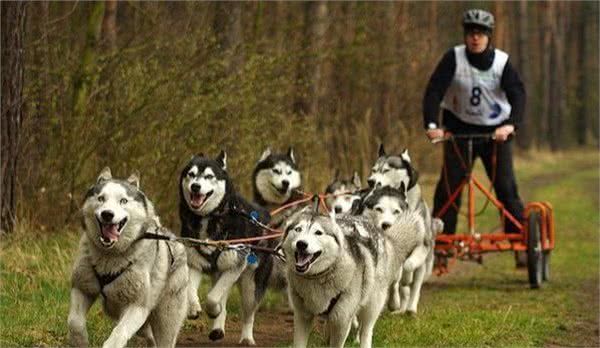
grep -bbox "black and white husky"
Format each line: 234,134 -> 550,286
180,151 -> 272,346
253,147 -> 302,210
69,168 -> 188,348
252,147 -> 304,233
281,206 -> 425,348
324,170 -> 363,215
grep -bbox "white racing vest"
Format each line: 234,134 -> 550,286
441,45 -> 512,126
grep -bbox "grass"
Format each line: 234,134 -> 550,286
0,149 -> 598,347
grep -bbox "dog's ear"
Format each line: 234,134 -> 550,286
216,150 -> 227,170
352,171 -> 361,188
329,205 -> 336,221
333,168 -> 340,181
259,147 -> 271,163
126,171 -> 140,189
287,147 -> 296,164
97,167 -> 112,183
378,143 -> 386,157
401,148 -> 411,163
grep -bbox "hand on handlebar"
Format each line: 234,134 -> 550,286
426,128 -> 446,141
494,125 -> 515,142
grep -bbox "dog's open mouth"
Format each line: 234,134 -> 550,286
271,183 -> 288,195
98,218 -> 127,247
190,190 -> 213,210
294,250 -> 322,274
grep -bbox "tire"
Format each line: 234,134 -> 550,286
527,212 -> 543,288
542,251 -> 551,281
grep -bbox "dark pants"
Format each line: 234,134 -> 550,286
433,138 -> 524,234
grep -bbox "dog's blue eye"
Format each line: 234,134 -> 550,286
98,196 -> 105,203
286,171 -> 292,175
120,198 -> 128,205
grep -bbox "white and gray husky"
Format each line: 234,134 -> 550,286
281,205 -> 425,348
361,186 -> 442,315
367,144 -> 438,277
68,168 -> 188,348
324,170 -> 363,215
180,151 -> 273,346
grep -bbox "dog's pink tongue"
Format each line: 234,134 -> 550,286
191,193 -> 205,208
102,224 -> 119,242
295,253 -> 311,267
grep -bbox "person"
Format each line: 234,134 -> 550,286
422,9 -> 525,235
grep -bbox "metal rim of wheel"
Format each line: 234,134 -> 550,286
527,211 -> 543,288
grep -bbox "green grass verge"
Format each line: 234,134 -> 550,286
1,150 -> 597,347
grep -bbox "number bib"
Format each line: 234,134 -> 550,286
441,45 -> 512,126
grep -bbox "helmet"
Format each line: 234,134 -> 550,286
462,9 -> 495,31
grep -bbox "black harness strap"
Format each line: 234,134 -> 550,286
320,292 -> 342,316
93,262 -> 133,299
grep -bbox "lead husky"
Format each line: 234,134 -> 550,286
281,205 -> 425,348
68,168 -> 188,348
324,170 -> 363,215
180,151 -> 272,345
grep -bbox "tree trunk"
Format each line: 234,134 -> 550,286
549,2 -> 567,151
101,0 -> 118,52
539,2 -> 553,148
214,1 -> 244,71
1,2 -> 27,233
575,2 -> 588,146
294,1 -> 329,117
516,0 -> 532,149
67,1 -> 104,219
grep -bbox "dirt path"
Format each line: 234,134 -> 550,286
177,308 -> 294,347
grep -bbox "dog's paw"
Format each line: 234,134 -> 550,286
406,310 -> 417,318
209,329 -> 225,341
389,309 -> 405,315
239,337 -> 256,346
187,305 -> 202,320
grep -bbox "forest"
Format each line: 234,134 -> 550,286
1,1 -> 598,232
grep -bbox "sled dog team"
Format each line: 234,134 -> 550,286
68,145 -> 443,348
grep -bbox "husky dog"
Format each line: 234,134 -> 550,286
361,186 -> 442,315
180,151 -> 272,345
253,147 -> 303,227
281,206 -> 425,348
68,168 -> 188,348
324,170 -> 363,215
367,145 -> 437,277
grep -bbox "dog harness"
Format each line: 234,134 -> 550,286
93,236 -> 175,299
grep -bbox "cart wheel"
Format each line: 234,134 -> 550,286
542,251 -> 551,281
527,212 -> 543,288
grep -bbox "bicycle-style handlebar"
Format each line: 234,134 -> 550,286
431,132 -> 497,144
